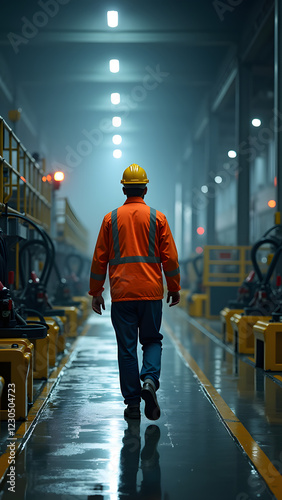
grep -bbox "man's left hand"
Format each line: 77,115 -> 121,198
167,291 -> 180,307
92,295 -> 105,315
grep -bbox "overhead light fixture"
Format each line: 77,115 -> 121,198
113,149 -> 122,158
214,176 -> 223,184
252,118 -> 261,127
112,117 -> 121,127
112,135 -> 122,145
107,11 -> 118,28
228,150 -> 237,158
110,59 -> 119,73
111,93 -> 120,105
201,185 -> 208,194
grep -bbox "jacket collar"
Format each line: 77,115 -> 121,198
124,197 -> 146,205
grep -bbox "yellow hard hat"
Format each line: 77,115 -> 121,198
121,164 -> 149,185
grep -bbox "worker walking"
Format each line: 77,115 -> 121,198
89,164 -> 180,421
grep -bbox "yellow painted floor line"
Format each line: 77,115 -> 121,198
163,319 -> 282,500
0,323 -> 90,484
274,375 -> 282,383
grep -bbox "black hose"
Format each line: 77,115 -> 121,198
263,225 -> 282,238
19,239 -> 49,288
250,237 -> 281,284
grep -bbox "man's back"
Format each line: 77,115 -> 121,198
90,196 -> 180,302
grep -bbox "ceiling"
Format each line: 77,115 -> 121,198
0,0 -> 261,248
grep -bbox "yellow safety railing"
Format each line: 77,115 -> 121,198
203,246 -> 254,287
0,116 -> 52,229
56,198 -> 89,254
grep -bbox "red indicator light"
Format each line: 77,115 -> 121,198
197,227 -> 205,235
196,246 -> 203,254
268,200 -> 276,208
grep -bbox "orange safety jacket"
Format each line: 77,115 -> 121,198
89,197 -> 181,302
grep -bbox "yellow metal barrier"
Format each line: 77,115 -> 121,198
56,198 -> 89,254
0,116 -> 52,229
203,246 -> 253,318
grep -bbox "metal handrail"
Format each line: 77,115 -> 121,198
0,116 -> 52,229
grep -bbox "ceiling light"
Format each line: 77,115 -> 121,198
107,11 -> 118,28
214,176 -> 223,184
252,118 -> 261,127
112,135 -> 122,145
112,117 -> 121,127
228,150 -> 237,158
113,149 -> 122,159
111,93 -> 120,105
110,59 -> 119,73
201,185 -> 208,193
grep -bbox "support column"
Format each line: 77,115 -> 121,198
235,64 -> 251,245
206,114 -> 218,244
274,0 -> 282,216
191,140 -> 204,252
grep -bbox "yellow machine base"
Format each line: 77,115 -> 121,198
220,307 -> 244,343
230,314 -> 271,354
188,294 -> 207,317
254,320 -> 282,371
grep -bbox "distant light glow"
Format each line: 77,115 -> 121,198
268,199 -> 276,208
107,11 -> 118,28
54,171 -> 65,182
46,174 -> 52,182
112,135 -> 122,145
197,227 -> 205,235
214,176 -> 223,184
112,117 -> 121,127
110,59 -> 119,73
113,149 -> 122,159
201,185 -> 208,193
228,150 -> 237,158
252,118 -> 261,127
274,176 -> 277,187
42,176 -> 46,182
111,93 -> 120,105
196,246 -> 203,254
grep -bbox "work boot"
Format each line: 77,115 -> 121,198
141,379 -> 160,421
124,404 -> 141,420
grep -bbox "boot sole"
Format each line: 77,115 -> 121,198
141,389 -> 160,421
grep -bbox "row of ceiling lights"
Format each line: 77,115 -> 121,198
107,11 -> 123,159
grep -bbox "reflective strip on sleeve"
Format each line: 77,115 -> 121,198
148,208 -> 157,257
111,209 -> 121,259
164,267 -> 180,277
91,272 -> 106,281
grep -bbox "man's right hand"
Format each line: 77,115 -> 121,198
92,295 -> 105,315
167,291 -> 180,307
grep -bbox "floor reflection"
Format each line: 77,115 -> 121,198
119,422 -> 161,499
89,421 -> 162,499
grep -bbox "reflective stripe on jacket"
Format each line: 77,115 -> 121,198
89,197 -> 180,301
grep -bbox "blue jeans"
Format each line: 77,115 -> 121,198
111,300 -> 163,405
